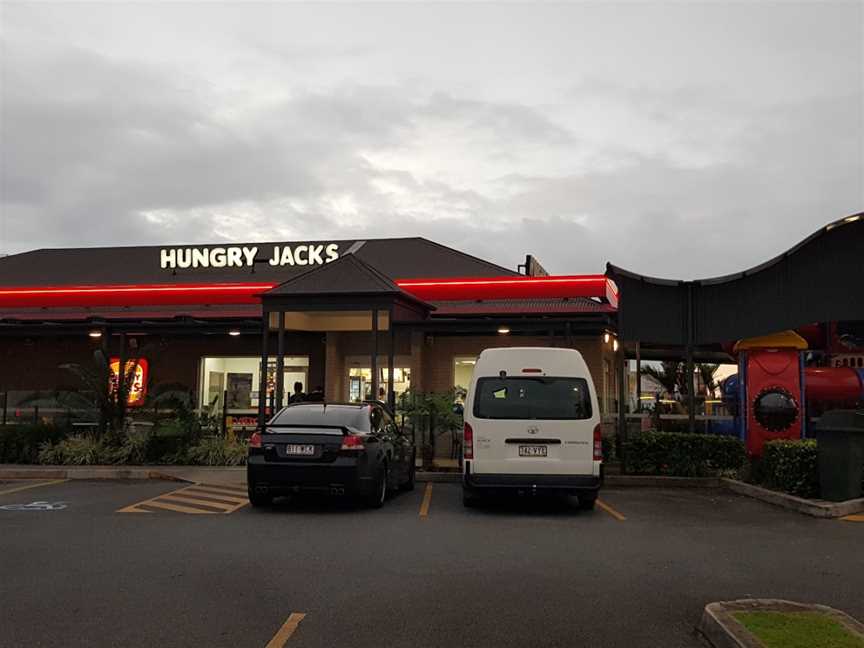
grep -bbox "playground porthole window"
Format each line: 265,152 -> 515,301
753,387 -> 799,432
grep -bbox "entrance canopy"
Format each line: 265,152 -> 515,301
258,253 -> 434,416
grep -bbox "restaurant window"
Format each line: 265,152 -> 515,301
454,356 -> 476,392
347,366 -> 412,402
199,356 -> 309,413
345,356 -> 412,402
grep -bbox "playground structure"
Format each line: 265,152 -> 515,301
722,326 -> 864,455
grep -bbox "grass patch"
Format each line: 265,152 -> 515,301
734,611 -> 864,648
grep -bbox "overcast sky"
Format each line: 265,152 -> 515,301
1,2 -> 861,278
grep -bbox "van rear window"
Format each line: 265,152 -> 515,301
473,377 -> 592,420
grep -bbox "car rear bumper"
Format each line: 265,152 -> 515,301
247,455 -> 377,496
463,463 -> 602,495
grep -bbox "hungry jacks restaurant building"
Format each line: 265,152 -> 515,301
0,238 -> 620,433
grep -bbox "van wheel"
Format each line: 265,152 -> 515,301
463,489 -> 480,508
578,495 -> 597,511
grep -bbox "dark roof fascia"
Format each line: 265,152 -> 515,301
606,212 -> 864,286
410,237 -> 519,277
261,292 -> 434,314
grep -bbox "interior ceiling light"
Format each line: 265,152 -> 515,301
497,327 -> 511,335
88,330 -> 102,338
228,330 -> 241,337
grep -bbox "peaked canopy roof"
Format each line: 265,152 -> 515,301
263,252 -> 404,297
260,252 -> 434,322
607,212 -> 864,345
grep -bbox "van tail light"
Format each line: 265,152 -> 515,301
340,434 -> 366,451
593,424 -> 603,461
249,432 -> 262,449
463,422 -> 474,460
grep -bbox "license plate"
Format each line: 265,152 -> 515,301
284,444 -> 316,456
518,445 -> 548,457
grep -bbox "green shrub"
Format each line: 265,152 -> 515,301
0,424 -> 70,464
38,435 -> 110,465
186,436 -> 247,466
761,439 -> 819,498
623,431 -> 746,477
108,428 -> 151,465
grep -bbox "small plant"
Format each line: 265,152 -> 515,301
186,435 -> 247,466
107,428 -> 151,465
38,435 -> 110,465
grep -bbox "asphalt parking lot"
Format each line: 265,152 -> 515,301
0,478 -> 861,648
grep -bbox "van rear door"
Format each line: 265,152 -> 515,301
469,376 -> 595,476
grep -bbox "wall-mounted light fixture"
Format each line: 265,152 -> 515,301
603,332 -> 610,344
497,327 -> 511,335
228,330 -> 241,337
88,330 -> 102,338
613,339 -> 619,352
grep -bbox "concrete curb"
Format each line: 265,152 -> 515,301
697,599 -> 864,647
606,475 -> 720,488
722,478 -> 864,518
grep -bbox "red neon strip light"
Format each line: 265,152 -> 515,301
394,275 -> 618,306
0,275 -> 617,308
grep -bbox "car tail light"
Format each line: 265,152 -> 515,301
248,432 -> 262,449
340,434 -> 366,451
463,422 -> 474,460
593,424 -> 603,461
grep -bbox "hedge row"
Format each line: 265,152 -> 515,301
623,431 -> 746,477
760,439 -> 820,498
0,424 -> 70,464
0,424 -> 247,466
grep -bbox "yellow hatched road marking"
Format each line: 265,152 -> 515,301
193,483 -> 247,495
596,498 -> 627,521
0,479 -> 68,496
117,482 -> 248,514
184,487 -> 247,502
419,482 -> 433,518
159,494 -> 238,511
265,612 -> 306,648
139,499 -> 219,514
841,514 -> 864,522
180,490 -> 247,505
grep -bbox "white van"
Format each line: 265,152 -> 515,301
462,347 -> 603,508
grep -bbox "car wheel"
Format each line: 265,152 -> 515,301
247,483 -> 272,508
403,458 -> 416,492
366,464 -> 387,509
578,495 -> 597,511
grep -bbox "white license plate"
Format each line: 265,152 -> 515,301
284,444 -> 316,456
518,445 -> 548,457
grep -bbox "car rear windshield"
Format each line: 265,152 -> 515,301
269,404 -> 371,432
473,377 -> 592,420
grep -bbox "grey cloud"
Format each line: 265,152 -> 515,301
1,4 -> 861,281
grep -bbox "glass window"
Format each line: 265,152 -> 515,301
473,377 -> 593,420
347,365 -> 412,402
454,356 -> 476,391
199,356 -> 309,413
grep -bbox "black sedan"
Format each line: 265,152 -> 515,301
247,402 -> 416,508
